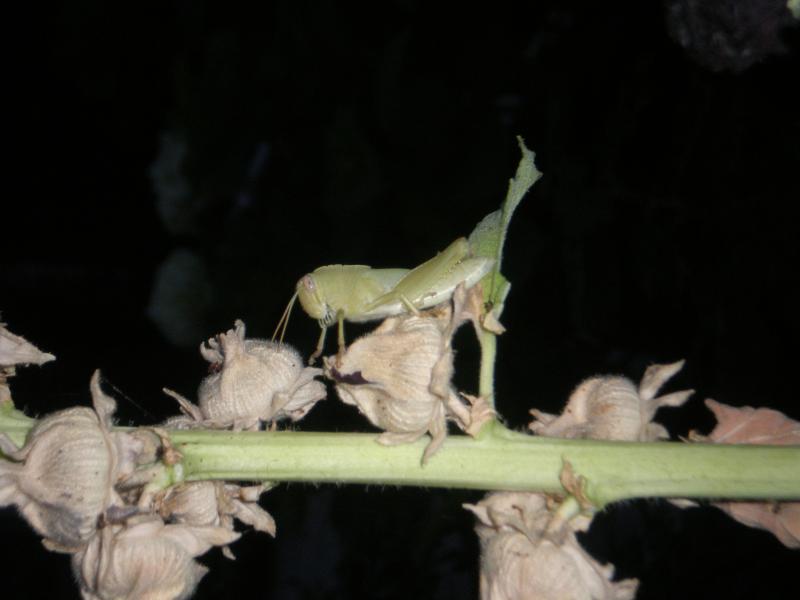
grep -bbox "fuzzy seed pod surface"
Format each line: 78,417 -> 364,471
72,515 -> 239,600
0,372 -> 130,551
195,320 -> 326,427
328,311 -> 466,463
530,360 -> 693,441
465,493 -> 638,600
158,481 -> 276,555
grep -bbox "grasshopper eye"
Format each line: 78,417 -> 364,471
301,275 -> 316,291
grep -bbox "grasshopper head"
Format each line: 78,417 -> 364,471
296,274 -> 333,324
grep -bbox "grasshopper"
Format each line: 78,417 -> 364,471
274,237 -> 493,362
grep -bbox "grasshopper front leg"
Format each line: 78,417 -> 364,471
308,311 -> 347,365
309,322 -> 328,365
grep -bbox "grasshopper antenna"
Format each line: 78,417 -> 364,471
272,290 -> 299,344
103,376 -> 158,421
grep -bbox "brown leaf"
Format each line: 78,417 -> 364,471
705,399 -> 800,445
704,399 -> 800,548
713,501 -> 799,549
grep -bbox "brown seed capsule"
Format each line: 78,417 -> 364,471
0,371 -> 137,551
169,320 -> 326,429
157,481 -> 276,558
529,360 -> 693,441
72,514 -> 239,600
464,492 -> 638,600
327,285 -> 481,464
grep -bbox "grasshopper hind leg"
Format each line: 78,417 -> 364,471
363,291 -> 421,317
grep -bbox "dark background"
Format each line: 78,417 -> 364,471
2,1 -> 799,598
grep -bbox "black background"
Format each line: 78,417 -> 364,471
2,1 -> 799,598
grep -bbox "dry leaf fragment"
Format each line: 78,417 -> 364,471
700,399 -> 800,548
0,322 -> 55,367
0,371 -> 138,551
530,360 -> 693,441
713,501 -> 800,549
0,322 -> 55,406
460,393 -> 497,436
72,514 -> 238,600
464,492 -> 638,600
704,398 -> 800,445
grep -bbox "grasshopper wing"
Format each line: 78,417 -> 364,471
364,238 -> 494,316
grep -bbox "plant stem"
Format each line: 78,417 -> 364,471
0,402 -> 35,449
477,328 -> 497,403
3,402 -> 799,507
171,424 -> 799,507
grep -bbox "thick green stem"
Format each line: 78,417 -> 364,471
170,424 -> 799,507
3,401 -> 799,507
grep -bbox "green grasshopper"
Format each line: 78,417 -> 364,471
274,237 -> 494,362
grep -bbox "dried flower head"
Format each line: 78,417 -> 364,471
0,371 -> 138,551
464,492 -> 638,600
530,360 -> 693,441
167,320 -> 326,429
157,481 -> 276,558
72,514 -> 239,600
327,284 -> 486,463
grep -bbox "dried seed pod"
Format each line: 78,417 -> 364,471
0,371 -> 135,551
326,286 -> 478,464
464,492 -> 638,600
530,360 -> 693,441
159,481 -> 221,527
158,481 -> 276,558
72,514 -> 239,600
181,320 -> 325,429
327,315 -> 451,463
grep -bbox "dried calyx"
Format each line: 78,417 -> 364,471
326,284 -> 494,464
165,319 -> 326,430
72,514 -> 238,600
156,481 -> 276,559
529,360 -> 693,441
1,322 -> 281,598
464,492 -> 638,600
0,371 -> 143,552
